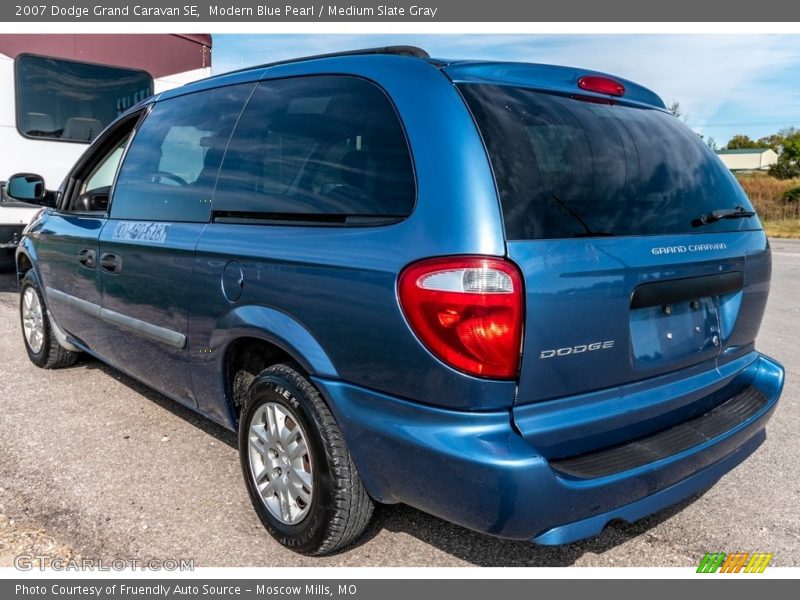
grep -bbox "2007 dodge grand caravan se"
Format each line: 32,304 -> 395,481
9,46 -> 784,555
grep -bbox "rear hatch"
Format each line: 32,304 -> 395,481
454,72 -> 771,454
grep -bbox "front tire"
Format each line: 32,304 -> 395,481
19,270 -> 79,369
239,363 -> 373,555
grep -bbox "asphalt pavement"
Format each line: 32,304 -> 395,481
0,241 -> 798,567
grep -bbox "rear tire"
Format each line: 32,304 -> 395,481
239,363 -> 373,555
19,270 -> 80,369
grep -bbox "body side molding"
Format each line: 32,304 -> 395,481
45,287 -> 186,349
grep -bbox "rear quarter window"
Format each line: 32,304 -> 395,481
459,84 -> 760,240
213,75 -> 415,222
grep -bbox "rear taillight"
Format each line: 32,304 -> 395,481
398,256 -> 524,379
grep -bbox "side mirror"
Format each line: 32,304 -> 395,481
6,173 -> 46,203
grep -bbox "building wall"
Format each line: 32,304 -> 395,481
717,150 -> 778,171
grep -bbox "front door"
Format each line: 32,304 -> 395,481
93,83 -> 252,405
37,114 -> 140,349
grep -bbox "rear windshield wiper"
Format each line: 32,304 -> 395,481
692,205 -> 755,227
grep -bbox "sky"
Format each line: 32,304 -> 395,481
213,34 -> 800,148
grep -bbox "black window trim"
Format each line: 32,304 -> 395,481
14,52 -> 154,145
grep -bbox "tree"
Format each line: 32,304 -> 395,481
757,128 -> 799,154
705,136 -> 718,151
667,101 -> 682,118
726,134 -> 761,150
757,134 -> 785,153
768,161 -> 800,180
768,135 -> 800,180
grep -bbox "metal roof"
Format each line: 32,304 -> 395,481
715,148 -> 773,155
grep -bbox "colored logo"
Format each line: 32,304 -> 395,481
697,552 -> 773,573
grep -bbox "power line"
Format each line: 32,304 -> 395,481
692,121 -> 799,128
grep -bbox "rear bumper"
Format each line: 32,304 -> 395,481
313,351 -> 783,543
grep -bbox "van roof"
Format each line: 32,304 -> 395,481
163,45 -> 666,111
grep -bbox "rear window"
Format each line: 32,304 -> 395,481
459,84 -> 759,240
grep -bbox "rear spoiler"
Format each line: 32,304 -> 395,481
443,61 -> 666,110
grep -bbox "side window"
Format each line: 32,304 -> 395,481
214,76 -> 415,220
157,126 -> 209,184
110,84 -> 254,223
61,114 -> 141,214
84,140 -> 128,194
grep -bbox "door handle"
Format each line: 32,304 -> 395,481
100,253 -> 122,273
77,249 -> 96,268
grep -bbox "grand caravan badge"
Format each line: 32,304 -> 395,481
112,221 -> 169,244
651,242 -> 727,255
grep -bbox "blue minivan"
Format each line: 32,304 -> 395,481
8,47 -> 784,555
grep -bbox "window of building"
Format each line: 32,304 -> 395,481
16,54 -> 152,143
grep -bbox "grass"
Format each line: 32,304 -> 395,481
763,220 -> 800,239
736,173 -> 800,238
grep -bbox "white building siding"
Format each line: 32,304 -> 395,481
716,149 -> 778,171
